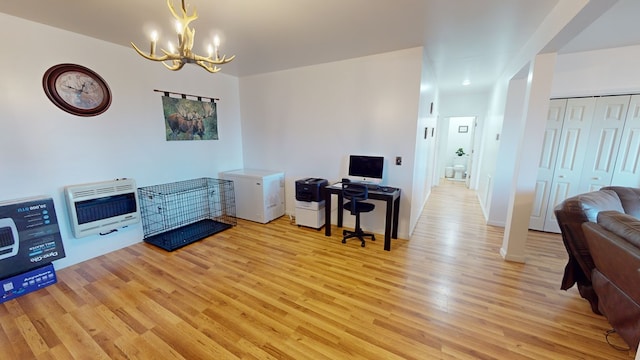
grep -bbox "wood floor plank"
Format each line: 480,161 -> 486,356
0,180 -> 636,359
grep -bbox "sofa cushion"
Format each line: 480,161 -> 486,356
597,211 -> 640,250
602,186 -> 640,218
559,189 -> 624,222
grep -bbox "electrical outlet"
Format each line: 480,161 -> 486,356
395,156 -> 402,165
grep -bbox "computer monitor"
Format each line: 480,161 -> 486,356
348,155 -> 384,183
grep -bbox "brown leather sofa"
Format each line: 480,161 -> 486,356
554,186 -> 640,349
583,211 -> 640,350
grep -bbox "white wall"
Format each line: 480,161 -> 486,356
0,13 -> 244,269
475,81 -> 510,217
486,77 -> 527,226
239,48 -> 424,239
552,44 -> 640,97
410,48 -> 439,234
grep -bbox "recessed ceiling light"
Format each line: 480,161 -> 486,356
462,79 -> 471,86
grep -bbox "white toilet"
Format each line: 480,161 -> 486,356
453,164 -> 465,179
444,166 -> 454,178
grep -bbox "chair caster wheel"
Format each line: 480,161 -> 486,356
342,239 -> 346,244
361,242 -> 365,247
372,236 -> 375,241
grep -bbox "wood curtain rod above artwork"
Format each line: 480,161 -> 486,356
153,89 -> 219,102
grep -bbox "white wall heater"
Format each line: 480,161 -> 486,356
64,178 -> 140,238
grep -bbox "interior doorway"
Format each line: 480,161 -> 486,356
436,116 -> 476,186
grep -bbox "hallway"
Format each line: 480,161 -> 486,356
404,179 -> 634,358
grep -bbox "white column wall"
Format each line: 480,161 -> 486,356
478,0 -> 592,226
501,53 -> 557,263
486,77 -> 527,227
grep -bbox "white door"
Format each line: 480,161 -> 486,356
612,94 -> 640,187
465,118 -> 477,188
578,95 -> 630,193
543,97 -> 596,233
530,99 -> 567,231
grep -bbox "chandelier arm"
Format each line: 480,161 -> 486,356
163,60 -> 185,71
131,42 -> 174,62
218,54 -> 236,63
193,53 -> 236,65
196,61 -> 222,73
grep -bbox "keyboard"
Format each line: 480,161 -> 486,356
351,181 -> 381,191
335,181 -> 392,192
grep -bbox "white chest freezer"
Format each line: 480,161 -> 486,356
220,169 -> 285,224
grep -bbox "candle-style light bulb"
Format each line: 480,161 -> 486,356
175,21 -> 183,49
150,31 -> 158,56
207,44 -> 213,58
213,35 -> 221,60
168,41 -> 175,54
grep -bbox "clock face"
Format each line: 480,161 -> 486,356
54,71 -> 105,110
43,64 -> 111,116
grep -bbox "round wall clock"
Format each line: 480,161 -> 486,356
43,63 -> 112,116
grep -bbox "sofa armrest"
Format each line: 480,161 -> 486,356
582,221 -> 640,302
554,189 -> 624,289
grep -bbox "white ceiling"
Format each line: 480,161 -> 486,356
1,0 -> 638,93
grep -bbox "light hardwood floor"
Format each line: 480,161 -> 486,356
0,180 -> 635,359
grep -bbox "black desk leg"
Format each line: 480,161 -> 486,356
392,195 -> 400,239
325,193 -> 332,236
384,198 -> 393,251
336,193 -> 343,227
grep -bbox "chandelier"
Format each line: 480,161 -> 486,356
131,0 -> 235,73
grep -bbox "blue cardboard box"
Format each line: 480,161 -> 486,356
1,263 -> 57,304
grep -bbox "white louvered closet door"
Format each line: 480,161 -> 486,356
577,95 -> 630,194
530,95 -> 640,233
542,97 -> 597,233
612,94 -> 640,187
529,99 -> 567,231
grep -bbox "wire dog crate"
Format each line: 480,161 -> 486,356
137,178 -> 236,251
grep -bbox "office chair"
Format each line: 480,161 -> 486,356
341,181 -> 376,247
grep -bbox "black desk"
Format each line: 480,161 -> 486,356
324,183 -> 401,251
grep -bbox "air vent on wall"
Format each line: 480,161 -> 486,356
64,179 -> 140,238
